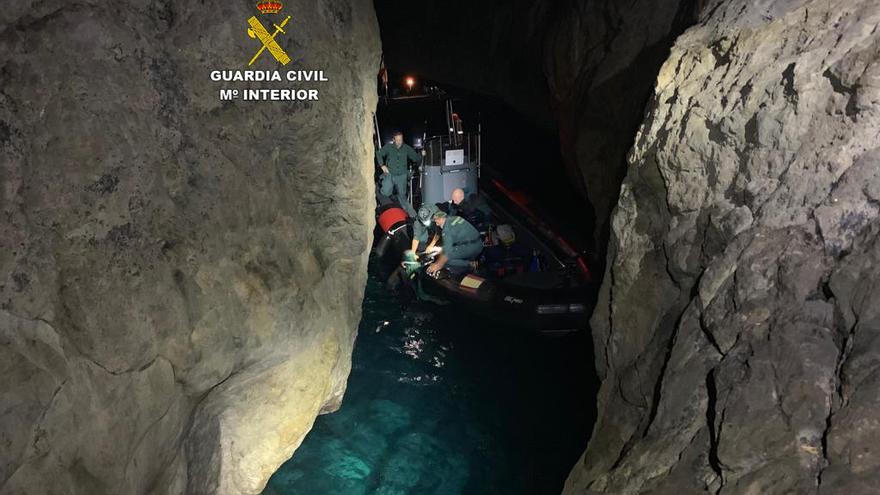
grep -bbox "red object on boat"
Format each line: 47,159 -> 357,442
378,207 -> 408,233
576,257 -> 593,282
491,179 -> 531,209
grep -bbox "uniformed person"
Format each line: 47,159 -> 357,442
411,204 -> 441,255
376,130 -> 422,217
426,211 -> 483,275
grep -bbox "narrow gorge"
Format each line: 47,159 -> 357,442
1,0 -> 878,494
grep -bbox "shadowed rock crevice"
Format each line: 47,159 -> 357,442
704,368 -> 723,484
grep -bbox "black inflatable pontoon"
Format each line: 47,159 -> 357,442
375,193 -> 595,335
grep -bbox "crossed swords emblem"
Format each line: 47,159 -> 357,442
247,15 -> 291,66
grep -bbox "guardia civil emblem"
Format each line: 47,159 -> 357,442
247,1 -> 292,66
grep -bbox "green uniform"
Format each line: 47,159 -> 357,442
414,221 -> 430,244
376,143 -> 421,216
376,142 -> 421,175
441,215 -> 483,268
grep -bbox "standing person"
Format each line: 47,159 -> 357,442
376,130 -> 422,217
426,211 -> 483,275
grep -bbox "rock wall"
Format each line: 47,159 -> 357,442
566,0 -> 880,493
542,0 -> 698,250
0,1 -> 380,494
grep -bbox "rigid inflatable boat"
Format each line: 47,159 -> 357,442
373,91 -> 595,334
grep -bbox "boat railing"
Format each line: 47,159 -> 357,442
416,133 -> 481,206
421,133 -> 480,171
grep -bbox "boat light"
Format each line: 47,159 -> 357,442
536,303 -> 587,315
536,304 -> 568,315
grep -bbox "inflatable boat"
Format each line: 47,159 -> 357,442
376,206 -> 593,335
373,93 -> 595,335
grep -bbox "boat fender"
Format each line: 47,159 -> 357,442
378,206 -> 408,233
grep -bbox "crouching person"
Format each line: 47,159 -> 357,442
411,205 -> 441,256
426,211 -> 482,276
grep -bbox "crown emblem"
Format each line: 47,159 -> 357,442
256,1 -> 283,14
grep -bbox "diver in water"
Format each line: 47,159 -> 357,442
426,211 -> 483,275
376,130 -> 423,217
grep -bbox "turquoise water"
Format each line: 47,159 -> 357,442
264,258 -> 596,495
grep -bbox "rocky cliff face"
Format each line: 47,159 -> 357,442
0,1 -> 380,494
542,0 -> 698,250
566,0 -> 880,492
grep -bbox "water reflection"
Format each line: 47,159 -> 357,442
263,258 -> 595,494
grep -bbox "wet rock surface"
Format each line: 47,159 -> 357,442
0,1 -> 379,493
566,0 -> 880,493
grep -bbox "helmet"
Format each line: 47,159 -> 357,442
417,206 -> 433,226
432,210 -> 447,220
496,224 -> 516,246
